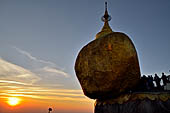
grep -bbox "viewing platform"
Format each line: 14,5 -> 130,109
95,92 -> 170,113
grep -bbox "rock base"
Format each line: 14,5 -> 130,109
95,92 -> 170,113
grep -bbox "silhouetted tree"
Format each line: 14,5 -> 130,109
48,108 -> 52,113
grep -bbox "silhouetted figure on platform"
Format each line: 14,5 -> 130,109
140,75 -> 148,91
167,75 -> 170,83
148,75 -> 154,90
135,73 -> 170,92
161,73 -> 168,86
154,74 -> 161,89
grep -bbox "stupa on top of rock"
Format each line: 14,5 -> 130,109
75,2 -> 170,113
75,2 -> 140,100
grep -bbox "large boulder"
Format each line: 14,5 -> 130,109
75,32 -> 140,99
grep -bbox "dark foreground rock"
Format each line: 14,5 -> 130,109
95,92 -> 170,113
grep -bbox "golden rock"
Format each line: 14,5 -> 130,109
75,2 -> 140,99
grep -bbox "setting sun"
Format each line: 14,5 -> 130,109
7,97 -> 21,106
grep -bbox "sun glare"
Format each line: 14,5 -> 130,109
7,97 -> 21,106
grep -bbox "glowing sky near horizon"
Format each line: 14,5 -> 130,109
0,0 -> 170,113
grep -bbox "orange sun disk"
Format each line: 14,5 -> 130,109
7,97 -> 21,106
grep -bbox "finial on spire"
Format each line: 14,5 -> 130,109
105,2 -> 107,11
101,2 -> 111,22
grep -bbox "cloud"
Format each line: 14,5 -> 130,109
0,83 -> 91,102
0,58 -> 82,102
41,66 -> 70,78
0,48 -> 85,104
0,80 -> 29,85
0,58 -> 40,84
12,46 -> 70,78
12,46 -> 56,67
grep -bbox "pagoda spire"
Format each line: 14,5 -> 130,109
96,2 -> 113,39
102,2 -> 111,22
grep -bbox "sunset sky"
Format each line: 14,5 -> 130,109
0,0 -> 170,113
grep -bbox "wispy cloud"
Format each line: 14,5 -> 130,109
41,66 -> 70,78
12,46 -> 70,78
0,58 -> 40,84
0,80 -> 29,85
12,46 -> 56,67
0,83 -> 91,102
0,48 -> 89,104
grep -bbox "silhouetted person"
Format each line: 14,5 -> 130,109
154,74 -> 161,89
141,75 -> 148,91
167,75 -> 170,83
148,75 -> 154,90
161,72 -> 168,86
